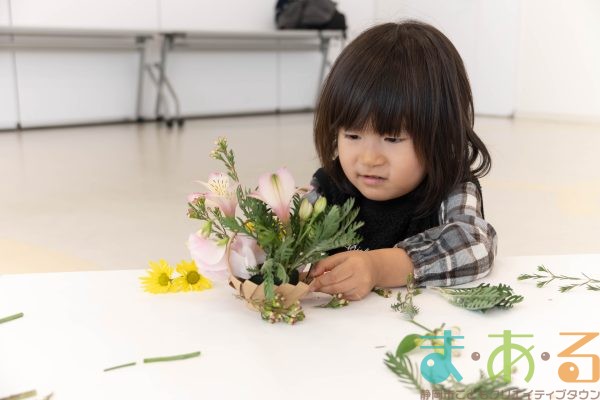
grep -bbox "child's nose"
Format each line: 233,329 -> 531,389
359,146 -> 385,166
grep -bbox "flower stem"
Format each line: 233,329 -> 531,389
103,362 -> 137,372
0,390 -> 37,400
143,351 -> 201,364
0,312 -> 24,325
409,319 -> 433,333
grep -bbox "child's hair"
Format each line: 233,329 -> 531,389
314,20 -> 491,214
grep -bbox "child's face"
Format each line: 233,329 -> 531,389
337,128 -> 425,201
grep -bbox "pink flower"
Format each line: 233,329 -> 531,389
187,232 -> 228,281
251,167 -> 296,223
228,235 -> 266,279
187,233 -> 266,281
193,172 -> 238,217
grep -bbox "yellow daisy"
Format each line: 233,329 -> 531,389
173,260 -> 212,292
140,259 -> 174,294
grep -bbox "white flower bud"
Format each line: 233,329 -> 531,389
313,196 -> 327,216
298,198 -> 313,220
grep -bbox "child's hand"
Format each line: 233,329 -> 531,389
308,251 -> 380,301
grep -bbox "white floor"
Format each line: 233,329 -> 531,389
1,113 -> 599,274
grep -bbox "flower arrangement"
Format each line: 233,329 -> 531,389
186,138 -> 363,323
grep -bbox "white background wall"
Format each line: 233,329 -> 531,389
1,0 -> 599,128
0,0 -> 10,26
0,0 -> 18,129
374,0 -> 520,117
160,0 -> 273,31
516,0 -> 600,121
15,51 -> 141,126
9,0 -> 159,30
0,52 -> 18,129
160,0 -> 375,117
1,0 -> 377,127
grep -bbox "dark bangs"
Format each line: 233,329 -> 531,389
314,21 -> 492,214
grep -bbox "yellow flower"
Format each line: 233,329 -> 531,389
140,260 -> 174,294
244,221 -> 255,233
173,260 -> 212,292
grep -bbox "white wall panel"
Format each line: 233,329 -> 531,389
16,51 -> 140,126
373,0 -> 518,117
279,51 -> 321,110
337,0 -> 376,37
471,1 -> 519,116
11,0 -> 159,30
0,0 -> 10,26
160,0 -> 275,31
166,51 -> 278,116
516,0 -> 600,120
0,52 -> 18,129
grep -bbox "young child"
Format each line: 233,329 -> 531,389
307,20 -> 497,300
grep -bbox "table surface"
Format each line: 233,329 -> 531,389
2,254 -> 600,399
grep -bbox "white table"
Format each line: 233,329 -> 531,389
1,255 -> 600,399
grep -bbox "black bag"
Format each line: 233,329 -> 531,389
275,0 -> 347,31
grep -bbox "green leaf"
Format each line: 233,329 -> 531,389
275,263 -> 288,284
261,259 -> 275,300
433,283 -> 523,312
395,333 -> 422,357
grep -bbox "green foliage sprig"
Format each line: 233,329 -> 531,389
432,284 -> 524,312
384,352 -> 425,390
518,265 -> 600,292
317,293 -> 349,308
391,274 -> 421,320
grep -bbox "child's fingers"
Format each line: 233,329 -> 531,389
343,288 -> 370,301
313,265 -> 352,288
315,276 -> 356,296
309,269 -> 351,292
310,253 -> 347,277
342,288 -> 360,301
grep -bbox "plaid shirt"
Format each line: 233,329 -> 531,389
395,181 -> 497,287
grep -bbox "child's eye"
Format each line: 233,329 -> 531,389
384,137 -> 405,143
344,134 -> 360,140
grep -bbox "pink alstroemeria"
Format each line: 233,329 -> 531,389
187,233 -> 266,281
252,167 -> 296,223
196,172 -> 238,217
228,235 -> 266,280
187,232 -> 228,281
